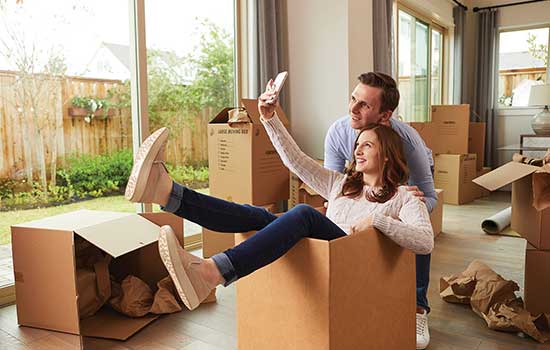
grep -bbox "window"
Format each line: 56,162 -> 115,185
397,7 -> 446,122
498,27 -> 550,108
0,0 -> 238,303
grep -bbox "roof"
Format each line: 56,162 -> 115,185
499,51 -> 546,70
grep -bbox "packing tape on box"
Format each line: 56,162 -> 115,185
481,207 -> 511,235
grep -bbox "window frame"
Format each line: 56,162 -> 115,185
496,24 -> 550,111
395,3 -> 448,122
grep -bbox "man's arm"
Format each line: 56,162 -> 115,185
404,141 -> 437,213
324,123 -> 347,173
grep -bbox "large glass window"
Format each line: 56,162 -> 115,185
0,0 -> 237,298
498,27 -> 549,108
144,0 -> 236,244
397,8 -> 446,122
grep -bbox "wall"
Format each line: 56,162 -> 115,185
468,0 -> 550,165
285,0 -> 373,159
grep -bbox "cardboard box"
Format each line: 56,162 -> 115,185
11,210 -> 183,340
410,104 -> 470,155
475,167 -> 492,199
202,203 -> 278,258
469,122 -> 486,170
208,99 -> 290,206
524,244 -> 550,315
235,229 -> 415,350
289,172 -> 327,209
431,189 -> 444,237
434,154 -> 478,205
473,162 -> 550,249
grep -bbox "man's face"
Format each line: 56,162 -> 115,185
348,83 -> 390,129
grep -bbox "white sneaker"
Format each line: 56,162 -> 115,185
416,310 -> 430,349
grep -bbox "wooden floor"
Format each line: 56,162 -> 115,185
1,192 -> 550,349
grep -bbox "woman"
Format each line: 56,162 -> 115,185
124,83 -> 434,311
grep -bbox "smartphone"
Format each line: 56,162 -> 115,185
267,71 -> 288,104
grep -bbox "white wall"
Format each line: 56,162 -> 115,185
285,0 -> 373,159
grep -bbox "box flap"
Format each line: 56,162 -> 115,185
473,162 -> 540,191
80,307 -> 158,340
209,107 -> 234,124
75,215 -> 160,258
12,210 -> 132,231
241,98 -> 289,125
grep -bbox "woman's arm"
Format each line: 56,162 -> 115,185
261,114 -> 341,200
369,191 -> 434,255
257,87 -> 343,200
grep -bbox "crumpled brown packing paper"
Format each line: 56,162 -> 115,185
150,276 -> 182,314
75,238 -> 112,319
228,108 -> 251,128
440,260 -> 550,343
110,275 -> 154,317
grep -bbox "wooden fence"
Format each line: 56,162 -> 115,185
0,70 -> 210,181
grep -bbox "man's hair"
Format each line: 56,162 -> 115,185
358,72 -> 400,113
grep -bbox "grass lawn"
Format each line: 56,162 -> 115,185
0,189 -> 209,245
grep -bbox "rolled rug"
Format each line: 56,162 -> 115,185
481,207 -> 512,235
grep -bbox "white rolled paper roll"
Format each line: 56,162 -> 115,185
481,207 -> 512,234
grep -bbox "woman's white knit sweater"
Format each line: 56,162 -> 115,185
261,114 -> 434,255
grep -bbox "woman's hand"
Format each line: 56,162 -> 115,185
350,215 -> 374,235
258,80 -> 278,119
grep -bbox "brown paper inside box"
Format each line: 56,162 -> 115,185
11,210 -> 192,340
235,228 -> 416,350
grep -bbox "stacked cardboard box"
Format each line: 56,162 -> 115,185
473,162 -> 550,315
204,100 -> 290,257
431,189 -> 444,237
410,104 -> 487,205
11,210 -> 184,340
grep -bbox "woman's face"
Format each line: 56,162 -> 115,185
354,129 -> 382,175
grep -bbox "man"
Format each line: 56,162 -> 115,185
324,72 -> 436,350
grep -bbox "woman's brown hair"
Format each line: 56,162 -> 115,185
341,124 -> 409,203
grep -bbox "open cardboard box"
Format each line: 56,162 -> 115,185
235,228 -> 415,349
473,162 -> 550,249
11,210 -> 184,340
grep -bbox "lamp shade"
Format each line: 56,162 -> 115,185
529,84 -> 550,106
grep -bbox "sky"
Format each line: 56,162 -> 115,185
0,0 -> 235,74
500,27 -> 549,53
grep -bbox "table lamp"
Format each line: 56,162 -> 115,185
529,84 -> 550,135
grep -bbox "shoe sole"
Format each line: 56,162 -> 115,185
125,127 -> 169,202
158,225 -> 201,310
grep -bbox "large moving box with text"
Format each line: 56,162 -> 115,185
431,189 -> 444,237
204,99 -> 290,257
473,162 -> 550,249
11,210 -> 184,340
235,229 -> 415,350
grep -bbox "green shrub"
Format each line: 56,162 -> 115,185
57,149 -> 133,198
167,163 -> 209,189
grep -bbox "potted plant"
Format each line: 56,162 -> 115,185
69,96 -> 115,123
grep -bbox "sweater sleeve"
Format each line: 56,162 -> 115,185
261,114 -> 343,200
371,191 -> 434,255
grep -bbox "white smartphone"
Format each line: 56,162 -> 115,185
267,71 -> 288,104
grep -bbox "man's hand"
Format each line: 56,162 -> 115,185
405,185 -> 425,202
258,80 -> 278,119
350,215 -> 374,235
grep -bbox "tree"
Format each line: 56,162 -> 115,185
527,33 -> 549,68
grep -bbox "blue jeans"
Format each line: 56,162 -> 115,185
163,182 -> 346,285
416,254 -> 430,312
